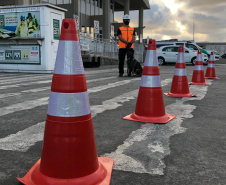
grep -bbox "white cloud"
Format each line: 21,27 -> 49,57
114,0 -> 226,42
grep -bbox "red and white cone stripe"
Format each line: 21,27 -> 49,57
54,41 -> 84,75
17,18 -> 114,185
47,91 -> 91,117
189,50 -> 209,85
140,75 -> 161,87
205,52 -> 219,79
123,39 -> 176,124
165,46 -> 195,97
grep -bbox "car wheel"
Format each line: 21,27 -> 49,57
158,57 -> 165,65
191,57 -> 196,65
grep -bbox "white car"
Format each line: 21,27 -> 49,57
157,45 -> 209,65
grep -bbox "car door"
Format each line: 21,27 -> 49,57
162,46 -> 177,62
184,49 -> 190,63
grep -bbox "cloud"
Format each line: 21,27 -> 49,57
114,0 -> 226,42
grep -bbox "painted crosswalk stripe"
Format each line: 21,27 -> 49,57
103,80 -> 212,175
0,76 -> 117,98
0,78 -> 172,152
0,77 -> 141,116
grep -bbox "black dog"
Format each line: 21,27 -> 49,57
127,51 -> 143,77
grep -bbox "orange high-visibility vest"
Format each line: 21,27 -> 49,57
118,26 -> 134,49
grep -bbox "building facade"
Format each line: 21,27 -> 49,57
0,0 -> 150,41
0,0 -> 150,64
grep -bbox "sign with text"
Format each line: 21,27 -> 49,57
94,20 -> 99,34
80,40 -> 90,51
0,10 -> 40,39
73,14 -> 79,30
0,45 -> 40,64
53,19 -> 60,40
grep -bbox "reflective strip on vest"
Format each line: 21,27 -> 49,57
194,65 -> 204,71
140,75 -> 161,87
174,68 -> 187,76
207,64 -> 215,68
54,41 -> 84,75
144,50 -> 158,66
47,91 -> 91,117
177,53 -> 185,63
196,54 -> 202,62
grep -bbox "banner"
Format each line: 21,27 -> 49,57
94,20 -> 99,34
0,45 -> 40,64
0,11 -> 40,39
80,40 -> 90,51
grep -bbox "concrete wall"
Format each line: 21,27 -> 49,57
204,45 -> 226,56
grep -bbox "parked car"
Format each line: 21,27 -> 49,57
157,45 -> 209,65
156,40 -> 220,61
221,53 -> 226,59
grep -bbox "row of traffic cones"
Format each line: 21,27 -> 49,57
17,19 -> 219,185
124,39 -> 219,124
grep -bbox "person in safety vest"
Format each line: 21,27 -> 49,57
117,14 -> 135,77
15,16 -> 28,38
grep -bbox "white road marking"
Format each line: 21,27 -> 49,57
0,97 -> 49,117
0,80 -> 52,90
0,77 -> 141,116
0,78 -> 172,152
0,122 -> 45,152
103,80 -> 212,175
0,77 -> 117,98
0,74 -> 48,80
0,75 -> 52,85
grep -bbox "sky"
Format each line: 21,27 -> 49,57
114,0 -> 226,42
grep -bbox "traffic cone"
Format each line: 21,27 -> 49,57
189,50 -> 209,85
205,52 -> 219,79
17,19 -> 113,185
123,39 -> 176,123
165,46 -> 195,97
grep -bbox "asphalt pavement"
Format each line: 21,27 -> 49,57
0,62 -> 226,185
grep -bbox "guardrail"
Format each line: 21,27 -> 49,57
79,33 -> 144,63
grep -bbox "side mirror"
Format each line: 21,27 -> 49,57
185,51 -> 189,53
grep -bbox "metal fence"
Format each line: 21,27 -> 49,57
79,33 -> 144,63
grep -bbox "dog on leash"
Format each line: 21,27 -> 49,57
127,50 -> 143,77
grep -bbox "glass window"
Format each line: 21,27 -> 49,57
110,0 -> 113,9
174,47 -> 179,52
48,0 -> 57,4
176,43 -> 184,46
57,0 -> 63,4
163,47 -> 177,52
64,0 -> 71,3
185,44 -> 198,51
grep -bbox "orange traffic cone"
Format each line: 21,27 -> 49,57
17,19 -> 114,185
165,46 -> 195,97
123,39 -> 176,123
205,52 -> 219,79
189,50 -> 209,85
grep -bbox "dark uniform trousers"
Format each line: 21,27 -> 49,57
118,48 -> 134,75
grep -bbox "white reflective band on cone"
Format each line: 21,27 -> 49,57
194,65 -> 204,71
54,41 -> 84,75
177,53 -> 185,63
207,64 -> 215,68
140,75 -> 161,87
210,55 -> 215,61
47,91 -> 91,117
196,54 -> 202,62
174,68 -> 187,76
144,50 -> 158,67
